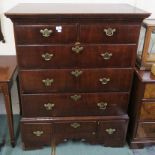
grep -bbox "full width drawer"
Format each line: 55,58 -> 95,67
21,92 -> 129,117
17,44 -> 136,69
136,122 -> 155,138
21,122 -> 51,149
19,68 -> 133,93
140,102 -> 155,120
79,24 -> 140,43
14,24 -> 77,44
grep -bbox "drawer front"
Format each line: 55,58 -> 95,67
97,120 -> 128,146
144,84 -> 155,99
20,69 -> 133,93
79,24 -> 140,43
21,123 -> 51,148
21,92 -> 129,117
17,44 -> 136,69
136,122 -> 155,138
140,102 -> 155,120
54,121 -> 97,144
15,24 -> 77,44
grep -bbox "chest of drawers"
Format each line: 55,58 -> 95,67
128,69 -> 155,148
5,3 -> 149,150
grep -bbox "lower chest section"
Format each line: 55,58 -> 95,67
21,116 -> 128,149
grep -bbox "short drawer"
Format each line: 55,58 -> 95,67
15,24 -> 77,44
140,102 -> 155,120
54,121 -> 97,144
21,92 -> 129,117
136,122 -> 155,138
17,44 -> 136,69
21,122 -> 51,149
97,119 -> 128,146
144,84 -> 155,99
79,24 -> 140,43
19,68 -> 133,93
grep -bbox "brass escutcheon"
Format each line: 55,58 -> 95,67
70,122 -> 81,129
70,94 -> 81,101
97,102 -> 108,110
101,52 -> 112,60
42,78 -> 54,87
71,69 -> 83,78
40,28 -> 53,37
42,53 -> 54,61
99,78 -> 110,85
44,103 -> 55,110
104,28 -> 116,36
72,42 -> 84,54
33,131 -> 44,137
105,128 -> 116,135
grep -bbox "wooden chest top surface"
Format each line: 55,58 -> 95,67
5,3 -> 150,19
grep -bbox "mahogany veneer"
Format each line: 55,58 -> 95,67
5,3 -> 149,150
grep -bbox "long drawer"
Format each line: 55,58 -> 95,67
21,92 -> 129,117
14,24 -> 77,44
19,68 -> 133,93
17,44 -> 136,69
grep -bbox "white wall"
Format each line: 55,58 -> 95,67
0,0 -> 155,55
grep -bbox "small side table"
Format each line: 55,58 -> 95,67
0,56 -> 19,147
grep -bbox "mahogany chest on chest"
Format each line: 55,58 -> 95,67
5,3 -> 149,149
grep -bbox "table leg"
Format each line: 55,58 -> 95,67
2,83 -> 15,147
16,76 -> 22,116
52,142 -> 56,155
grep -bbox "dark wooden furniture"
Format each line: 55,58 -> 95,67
5,3 -> 149,151
128,68 -> 155,148
0,56 -> 18,147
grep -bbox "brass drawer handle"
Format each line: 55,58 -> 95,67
33,131 -> 44,137
44,103 -> 55,110
105,128 -> 116,135
101,52 -> 112,60
42,53 -> 54,61
40,28 -> 53,37
71,70 -> 83,78
42,78 -> 54,87
70,94 -> 81,101
70,122 -> 81,129
104,28 -> 116,36
97,102 -> 108,110
99,78 -> 110,85
72,42 -> 84,54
